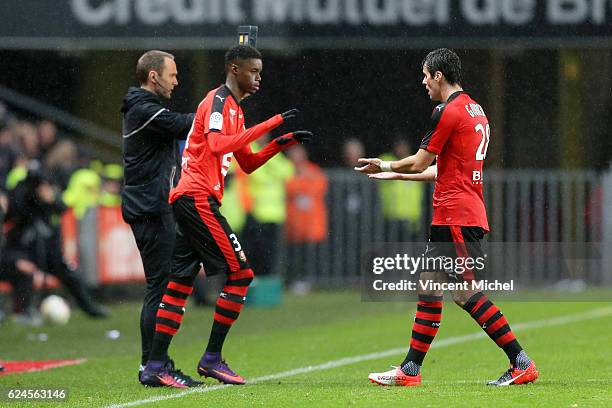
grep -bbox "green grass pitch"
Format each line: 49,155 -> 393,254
1,291 -> 611,407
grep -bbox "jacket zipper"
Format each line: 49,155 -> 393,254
169,165 -> 177,189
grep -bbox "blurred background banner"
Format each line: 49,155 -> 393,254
1,1 -> 612,49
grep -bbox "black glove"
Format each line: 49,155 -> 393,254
275,131 -> 313,146
280,108 -> 299,121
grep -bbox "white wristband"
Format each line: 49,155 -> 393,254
379,161 -> 392,172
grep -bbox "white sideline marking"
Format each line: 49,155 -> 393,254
107,306 -> 612,408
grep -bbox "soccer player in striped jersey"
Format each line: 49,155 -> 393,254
356,48 -> 538,387
140,45 -> 312,388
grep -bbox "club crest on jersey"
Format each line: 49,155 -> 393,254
209,112 -> 223,131
229,108 -> 237,125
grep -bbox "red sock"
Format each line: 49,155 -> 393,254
403,295 -> 443,367
148,278 -> 194,362
463,292 -> 523,364
206,268 -> 254,353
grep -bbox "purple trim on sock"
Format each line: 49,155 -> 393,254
146,360 -> 165,371
202,351 -> 221,364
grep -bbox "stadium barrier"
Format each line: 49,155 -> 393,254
62,207 -> 144,286
274,169 -> 604,288
64,169 -> 604,288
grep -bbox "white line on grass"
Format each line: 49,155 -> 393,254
107,305 -> 612,408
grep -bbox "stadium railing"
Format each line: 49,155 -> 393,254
274,169 -> 604,288
66,169 -> 604,289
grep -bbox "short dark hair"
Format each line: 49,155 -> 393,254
422,48 -> 462,85
224,45 -> 262,68
136,50 -> 174,85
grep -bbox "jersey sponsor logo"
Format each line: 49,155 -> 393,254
472,170 -> 483,184
214,182 -> 221,190
215,95 -> 225,102
209,112 -> 223,131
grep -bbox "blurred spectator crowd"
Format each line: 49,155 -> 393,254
0,102 -> 116,324
0,99 -> 425,319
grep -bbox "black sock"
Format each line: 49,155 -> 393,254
463,292 -> 523,365
205,269 -> 253,354
147,278 -> 193,362
400,295 -> 443,374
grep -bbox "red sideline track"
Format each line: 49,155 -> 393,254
0,359 -> 86,376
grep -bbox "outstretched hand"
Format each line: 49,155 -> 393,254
280,108 -> 299,121
354,158 -> 383,174
291,130 -> 312,143
368,172 -> 403,180
275,131 -> 313,145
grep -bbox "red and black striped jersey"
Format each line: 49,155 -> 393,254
420,91 -> 490,232
170,84 -> 283,205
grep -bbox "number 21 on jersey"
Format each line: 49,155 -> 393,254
475,123 -> 490,161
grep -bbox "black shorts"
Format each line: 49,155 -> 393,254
421,225 -> 486,281
170,195 -> 250,279
129,211 -> 176,288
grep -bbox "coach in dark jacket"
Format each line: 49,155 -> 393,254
121,50 -> 199,386
122,84 -> 193,220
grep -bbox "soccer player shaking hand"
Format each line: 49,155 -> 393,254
357,48 -> 538,387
